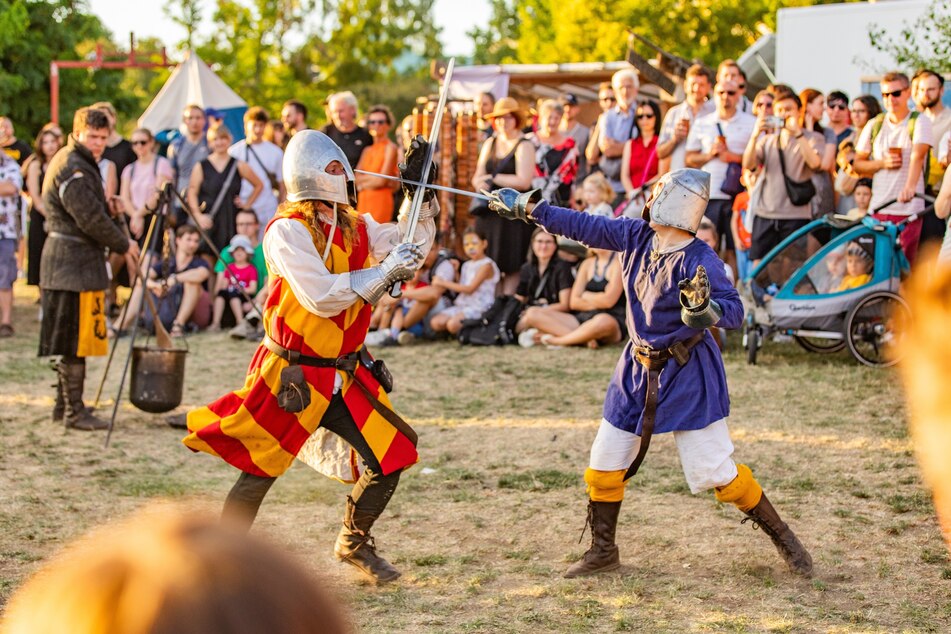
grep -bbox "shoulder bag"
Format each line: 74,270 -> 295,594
777,134 -> 816,206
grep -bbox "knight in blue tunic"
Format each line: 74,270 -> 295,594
485,169 -> 813,578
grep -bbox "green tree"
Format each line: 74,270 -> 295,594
868,0 -> 951,74
468,0 -> 521,64
0,0 -> 125,135
164,0 -> 203,52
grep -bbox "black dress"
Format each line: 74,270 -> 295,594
197,157 -> 241,254
27,164 -> 47,286
475,137 -> 535,275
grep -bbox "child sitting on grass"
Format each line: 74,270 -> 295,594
429,227 -> 500,336
210,234 -> 258,332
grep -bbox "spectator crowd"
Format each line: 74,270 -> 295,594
2,60 -> 948,350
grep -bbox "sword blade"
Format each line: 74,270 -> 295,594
354,169 -> 491,201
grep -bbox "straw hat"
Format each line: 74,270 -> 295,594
483,97 -> 524,125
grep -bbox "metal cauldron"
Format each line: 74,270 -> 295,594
129,345 -> 188,413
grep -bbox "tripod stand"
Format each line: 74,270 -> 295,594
95,182 -> 263,447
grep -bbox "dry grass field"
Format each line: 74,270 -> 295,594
1,282 -> 949,633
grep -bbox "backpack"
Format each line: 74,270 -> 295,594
867,112 -> 930,183
457,296 -> 525,346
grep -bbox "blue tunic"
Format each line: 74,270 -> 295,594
532,202 -> 744,436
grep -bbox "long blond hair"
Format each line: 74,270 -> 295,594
278,199 -> 362,257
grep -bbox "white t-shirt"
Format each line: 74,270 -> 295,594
856,112 -> 933,216
229,140 -> 284,226
659,100 -> 715,172
686,110 -> 756,200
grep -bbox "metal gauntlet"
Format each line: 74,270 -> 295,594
485,188 -> 542,223
397,196 -> 440,222
350,242 -> 424,304
679,264 -> 723,329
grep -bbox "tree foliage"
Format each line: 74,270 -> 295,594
868,0 -> 951,74
0,0 -> 130,135
470,0 -> 856,68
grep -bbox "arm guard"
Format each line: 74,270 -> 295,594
350,241 -> 424,304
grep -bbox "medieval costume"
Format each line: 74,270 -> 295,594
184,131 -> 436,583
485,169 -> 813,578
39,132 -> 131,431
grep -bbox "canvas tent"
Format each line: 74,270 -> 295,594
138,50 -> 247,141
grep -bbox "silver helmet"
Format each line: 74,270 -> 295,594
283,130 -> 355,205
642,168 -> 710,234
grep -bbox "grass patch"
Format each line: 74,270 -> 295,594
497,469 -> 578,492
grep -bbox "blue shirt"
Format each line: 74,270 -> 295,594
532,202 -> 744,435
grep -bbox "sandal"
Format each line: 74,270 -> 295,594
170,322 -> 185,338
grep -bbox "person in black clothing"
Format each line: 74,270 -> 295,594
0,116 -> 33,165
39,107 -> 140,431
91,102 -> 137,187
321,91 -> 373,169
514,227 -> 575,339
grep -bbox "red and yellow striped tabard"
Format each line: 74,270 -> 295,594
183,208 -> 418,478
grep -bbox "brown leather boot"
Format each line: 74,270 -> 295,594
60,360 -> 109,432
743,492 -> 813,577
334,495 -> 401,583
564,500 -> 622,578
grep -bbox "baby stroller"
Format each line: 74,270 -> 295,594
741,196 -> 933,368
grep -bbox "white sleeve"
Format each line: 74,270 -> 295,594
365,200 -> 437,262
940,130 -> 950,164
263,218 -> 360,317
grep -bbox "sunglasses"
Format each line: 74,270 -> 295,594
738,84 -> 747,90
636,113 -> 655,119
755,101 -> 773,108
367,119 -> 388,125
828,103 -> 848,110
717,90 -> 737,97
131,140 -> 150,146
882,88 -> 907,98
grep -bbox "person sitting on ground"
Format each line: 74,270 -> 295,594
223,210 -> 269,339
2,505 -> 354,634
429,227 -> 499,336
113,224 -> 211,337
366,241 -> 459,346
520,245 -> 625,349
210,234 -> 258,332
515,228 -> 575,341
837,238 -> 874,291
842,178 -> 873,221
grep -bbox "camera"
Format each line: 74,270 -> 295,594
765,116 -> 785,130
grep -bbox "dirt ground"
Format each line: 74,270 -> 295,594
1,282 -> 949,633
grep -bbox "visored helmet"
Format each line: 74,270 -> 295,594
642,168 -> 710,234
283,130 -> 355,205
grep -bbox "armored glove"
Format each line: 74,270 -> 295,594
485,188 -> 542,223
679,265 -> 723,329
398,135 -> 438,201
351,241 -> 425,304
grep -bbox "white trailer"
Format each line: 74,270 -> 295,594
775,0 -> 932,99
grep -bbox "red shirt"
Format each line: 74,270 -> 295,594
627,136 -> 658,188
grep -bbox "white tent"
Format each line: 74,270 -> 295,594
138,50 -> 247,140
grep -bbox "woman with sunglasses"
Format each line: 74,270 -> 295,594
119,128 -> 174,242
25,125 -> 64,289
620,100 -> 662,216
355,104 -> 399,224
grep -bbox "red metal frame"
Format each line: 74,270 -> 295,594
50,34 -> 174,125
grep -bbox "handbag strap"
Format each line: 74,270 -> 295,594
246,143 -> 278,183
533,266 -> 552,301
206,158 -> 239,220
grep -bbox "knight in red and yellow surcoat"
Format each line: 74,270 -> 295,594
184,131 -> 437,583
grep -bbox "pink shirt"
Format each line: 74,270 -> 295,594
225,262 -> 258,290
121,156 -> 174,210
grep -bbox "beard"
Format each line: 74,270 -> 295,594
922,95 -> 941,109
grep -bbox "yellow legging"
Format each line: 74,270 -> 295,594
585,468 -> 627,502
714,463 -> 763,512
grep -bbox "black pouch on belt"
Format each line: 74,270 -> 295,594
359,348 -> 393,393
277,365 -> 311,413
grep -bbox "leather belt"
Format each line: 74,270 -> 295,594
262,336 -> 417,446
624,331 -> 706,481
48,231 -> 95,246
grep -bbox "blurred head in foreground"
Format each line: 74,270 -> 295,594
2,506 -> 352,634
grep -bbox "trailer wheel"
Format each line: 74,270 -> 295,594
844,291 -> 909,368
794,336 -> 846,354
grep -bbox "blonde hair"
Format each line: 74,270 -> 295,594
278,199 -> 362,257
583,172 -> 615,205
206,123 -> 232,143
2,505 -> 352,634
